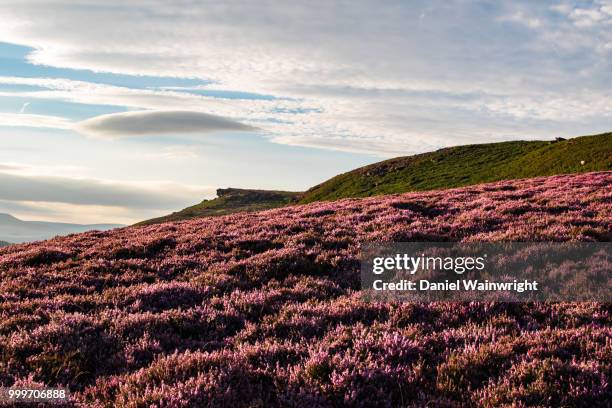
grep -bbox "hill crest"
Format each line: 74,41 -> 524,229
299,132 -> 611,203
138,132 -> 611,225
137,188 -> 300,226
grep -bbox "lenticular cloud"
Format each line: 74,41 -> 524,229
0,172 -> 610,406
75,110 -> 257,139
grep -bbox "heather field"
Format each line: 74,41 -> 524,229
0,172 -> 610,407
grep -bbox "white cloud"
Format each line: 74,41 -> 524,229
75,110 -> 256,139
550,4 -> 573,15
569,7 -> 608,27
0,76 -> 249,111
0,112 -> 73,129
498,11 -> 542,28
0,1 -> 609,156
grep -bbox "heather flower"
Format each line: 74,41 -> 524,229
0,172 -> 609,406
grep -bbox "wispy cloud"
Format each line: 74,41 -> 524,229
75,110 -> 257,139
0,170 -> 213,208
0,112 -> 72,129
0,1 -> 610,156
0,165 -> 216,223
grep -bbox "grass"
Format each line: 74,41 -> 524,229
137,188 -> 300,226
299,132 -> 612,203
137,132 -> 611,225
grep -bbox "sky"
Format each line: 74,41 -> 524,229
0,0 -> 610,224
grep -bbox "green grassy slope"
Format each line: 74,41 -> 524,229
299,132 -> 612,203
137,188 -> 300,226
137,132 -> 611,225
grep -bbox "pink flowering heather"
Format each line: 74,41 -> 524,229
0,172 -> 610,407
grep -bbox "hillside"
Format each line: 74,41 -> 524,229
300,132 -> 612,203
0,213 -> 123,243
137,188 -> 299,226
0,240 -> 10,247
138,133 -> 611,225
0,172 -> 609,406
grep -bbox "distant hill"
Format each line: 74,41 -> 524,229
0,240 -> 11,247
0,213 -> 123,243
299,132 -> 612,203
137,188 -> 300,226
